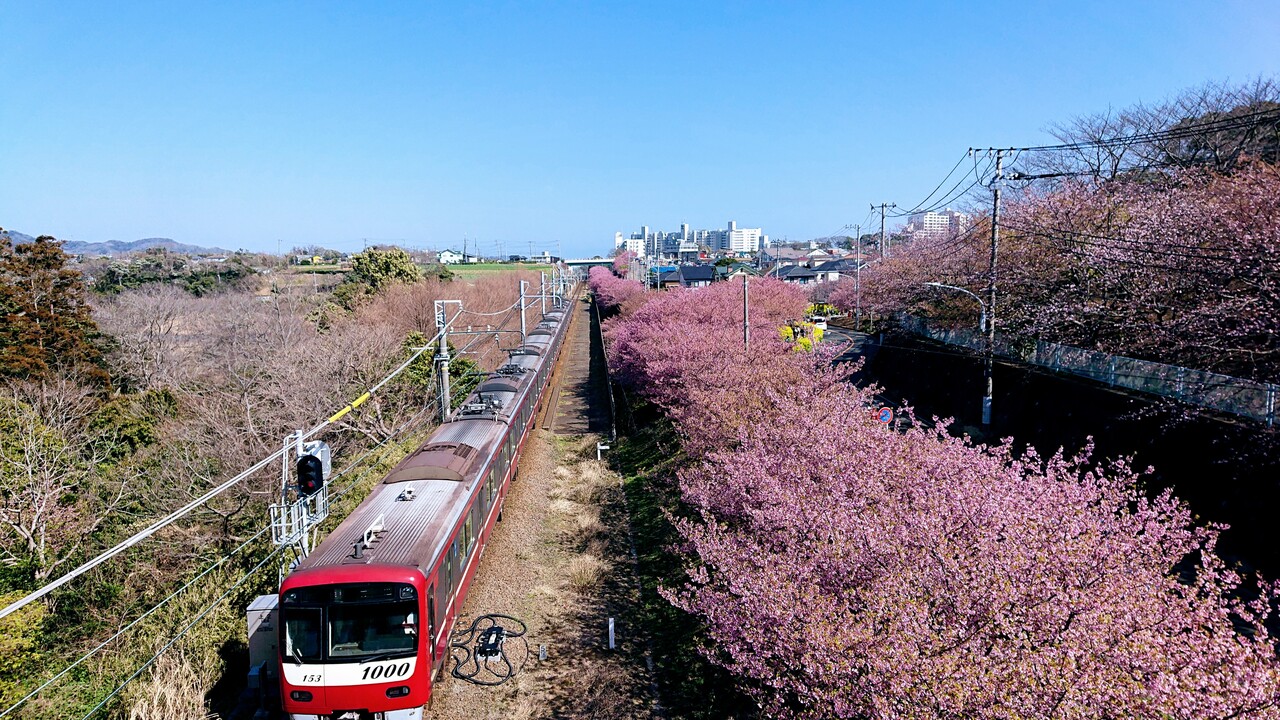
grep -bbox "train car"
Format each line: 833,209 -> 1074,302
275,304 -> 571,720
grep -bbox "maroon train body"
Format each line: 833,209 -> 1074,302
276,306 -> 570,720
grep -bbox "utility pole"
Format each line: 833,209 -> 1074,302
854,223 -> 862,330
742,273 -> 750,352
873,203 -> 897,259
983,150 -> 1005,426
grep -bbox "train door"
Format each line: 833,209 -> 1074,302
446,540 -> 460,632
427,585 -> 436,664
434,560 -> 450,665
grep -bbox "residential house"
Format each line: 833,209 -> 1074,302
678,265 -> 715,288
776,265 -> 818,285
715,263 -> 759,282
657,270 -> 682,289
759,247 -> 810,267
812,258 -> 863,283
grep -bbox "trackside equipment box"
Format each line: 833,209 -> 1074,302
246,594 -> 279,687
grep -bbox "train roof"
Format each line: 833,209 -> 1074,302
299,477 -> 466,570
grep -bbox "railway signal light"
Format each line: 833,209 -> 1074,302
296,454 -> 324,496
296,440 -> 331,497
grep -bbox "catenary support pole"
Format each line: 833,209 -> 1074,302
435,300 -> 452,422
519,279 -> 528,341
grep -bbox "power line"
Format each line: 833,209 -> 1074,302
3,381 -> 453,719
1011,231 -> 1228,277
893,150 -> 973,216
1001,219 -> 1243,263
0,305 -> 468,622
973,106 -> 1280,154
888,153 -> 994,218
78,546 -> 285,720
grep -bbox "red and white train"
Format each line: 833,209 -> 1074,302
274,302 -> 572,720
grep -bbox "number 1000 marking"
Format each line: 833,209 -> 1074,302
362,661 -> 412,681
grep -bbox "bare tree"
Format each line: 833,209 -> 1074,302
1031,77 -> 1280,181
0,382 -> 128,582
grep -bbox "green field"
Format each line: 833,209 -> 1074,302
447,262 -> 553,279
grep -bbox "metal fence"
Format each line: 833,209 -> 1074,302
899,316 -> 1278,427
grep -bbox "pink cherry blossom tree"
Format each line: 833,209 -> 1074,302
600,265 -> 1280,718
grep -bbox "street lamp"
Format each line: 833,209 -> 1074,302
923,282 -> 986,332
924,282 -> 992,425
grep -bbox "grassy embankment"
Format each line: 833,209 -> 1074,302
610,400 -> 758,720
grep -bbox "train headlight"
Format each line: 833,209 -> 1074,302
386,685 -> 410,698
289,690 -> 313,702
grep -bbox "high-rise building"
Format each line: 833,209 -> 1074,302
613,232 -> 645,258
613,220 -> 767,259
905,209 -> 970,240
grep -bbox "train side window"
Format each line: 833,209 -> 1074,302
462,516 -> 474,559
450,540 -> 460,594
487,471 -> 495,505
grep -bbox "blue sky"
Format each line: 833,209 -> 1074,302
2,1 -> 1277,258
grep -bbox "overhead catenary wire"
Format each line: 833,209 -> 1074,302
0,522 -> 273,719
78,545 -> 286,720
2,374 -> 456,719
0,308 -> 466,623
0,276 -> 578,717
455,295 -> 527,318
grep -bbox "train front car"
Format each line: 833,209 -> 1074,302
279,565 -> 430,720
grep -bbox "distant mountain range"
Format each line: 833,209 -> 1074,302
1,230 -> 229,256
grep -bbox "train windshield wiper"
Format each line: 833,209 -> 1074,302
358,649 -> 414,665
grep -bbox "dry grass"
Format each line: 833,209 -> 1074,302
126,650 -> 213,720
567,552 -> 608,590
565,660 -> 642,719
574,504 -> 605,536
548,497 -> 580,516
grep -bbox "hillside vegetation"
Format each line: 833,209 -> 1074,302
0,236 -> 544,718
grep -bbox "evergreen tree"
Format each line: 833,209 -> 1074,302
0,233 -> 105,383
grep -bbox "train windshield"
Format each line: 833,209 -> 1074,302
328,599 -> 417,660
281,582 -> 419,664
